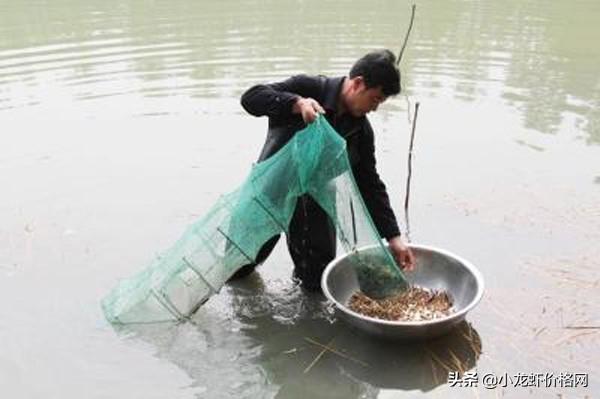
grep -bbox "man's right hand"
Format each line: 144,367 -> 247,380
292,97 -> 325,123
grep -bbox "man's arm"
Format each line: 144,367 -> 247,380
354,119 -> 415,271
241,74 -> 323,120
354,119 -> 401,239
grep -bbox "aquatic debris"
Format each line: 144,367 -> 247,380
533,326 -> 547,339
552,330 -> 600,346
348,286 -> 454,322
303,337 -> 369,367
563,325 -> 600,330
303,337 -> 335,374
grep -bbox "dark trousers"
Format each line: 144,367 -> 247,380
229,194 -> 336,291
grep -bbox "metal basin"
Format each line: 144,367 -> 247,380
321,244 -> 484,340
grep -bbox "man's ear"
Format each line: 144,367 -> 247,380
352,76 -> 366,91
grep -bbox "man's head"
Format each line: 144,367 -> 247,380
342,49 -> 401,117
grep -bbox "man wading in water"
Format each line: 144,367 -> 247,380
230,49 -> 416,291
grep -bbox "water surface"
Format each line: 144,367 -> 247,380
1,1 -> 599,398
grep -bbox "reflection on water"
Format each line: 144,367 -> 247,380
333,322 -> 481,392
1,0 -> 599,143
125,273 -> 482,398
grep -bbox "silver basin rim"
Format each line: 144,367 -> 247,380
321,243 -> 485,327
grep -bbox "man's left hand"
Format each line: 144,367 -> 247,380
387,236 -> 416,272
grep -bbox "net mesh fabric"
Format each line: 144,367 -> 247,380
101,116 -> 407,324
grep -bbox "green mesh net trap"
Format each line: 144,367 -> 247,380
101,116 -> 407,324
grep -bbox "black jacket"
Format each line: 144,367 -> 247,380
240,74 -> 401,239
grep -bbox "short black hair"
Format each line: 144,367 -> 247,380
349,49 -> 401,96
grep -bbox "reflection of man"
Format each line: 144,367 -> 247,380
230,49 -> 415,290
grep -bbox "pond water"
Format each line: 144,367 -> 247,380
1,0 -> 598,398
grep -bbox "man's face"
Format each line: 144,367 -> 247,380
347,78 -> 387,117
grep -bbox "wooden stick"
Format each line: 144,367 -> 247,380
424,346 -> 453,373
552,330 -> 600,346
405,95 -> 412,124
404,102 -> 420,241
397,4 -> 417,65
448,349 -> 465,375
303,336 -> 335,374
304,337 -> 370,367
303,346 -> 328,374
563,326 -> 600,330
429,356 -> 440,385
533,326 -> 547,339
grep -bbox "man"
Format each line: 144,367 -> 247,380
231,49 -> 415,291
